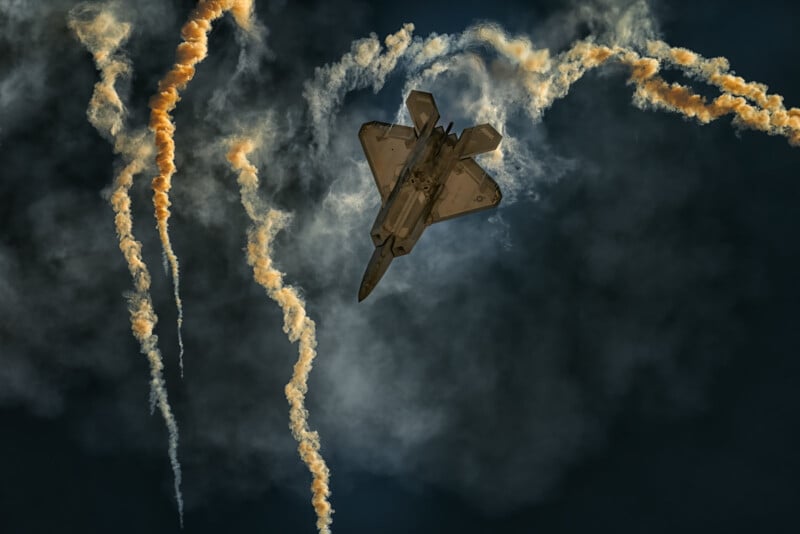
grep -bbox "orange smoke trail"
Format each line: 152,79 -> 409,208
468,25 -> 800,146
643,40 -> 800,145
646,41 -> 781,109
226,139 -> 334,534
68,4 -> 184,525
616,50 -> 800,145
148,0 -> 256,375
111,139 -> 184,526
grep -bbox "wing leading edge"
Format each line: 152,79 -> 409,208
358,121 -> 416,203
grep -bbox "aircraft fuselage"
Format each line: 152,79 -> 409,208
357,90 -> 502,301
370,123 -> 457,257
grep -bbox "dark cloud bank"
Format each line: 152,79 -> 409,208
1,0 -> 799,532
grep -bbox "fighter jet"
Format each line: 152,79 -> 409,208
357,90 -> 503,301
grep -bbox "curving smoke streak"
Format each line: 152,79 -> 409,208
226,138 -> 333,534
148,0 -> 257,376
306,16 -> 800,198
647,41 -> 790,111
448,33 -> 800,145
642,42 -> 800,144
67,3 -> 185,525
304,22 -> 416,150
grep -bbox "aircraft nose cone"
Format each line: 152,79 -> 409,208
357,236 -> 395,302
357,281 -> 373,302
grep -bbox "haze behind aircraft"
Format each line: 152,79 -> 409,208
358,90 -> 503,301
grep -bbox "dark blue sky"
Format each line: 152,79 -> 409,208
1,1 -> 799,532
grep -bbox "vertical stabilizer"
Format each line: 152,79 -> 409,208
406,90 -> 440,135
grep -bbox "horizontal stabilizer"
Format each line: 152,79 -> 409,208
456,124 -> 502,159
429,158 -> 502,223
406,90 -> 440,134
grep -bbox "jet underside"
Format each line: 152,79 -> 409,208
357,90 -> 503,301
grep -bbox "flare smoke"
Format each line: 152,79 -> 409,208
148,0 -> 256,375
227,139 -> 334,534
67,3 -> 184,525
308,22 -> 800,156
468,27 -> 800,145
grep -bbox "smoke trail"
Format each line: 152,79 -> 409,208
148,0 -> 256,376
303,22 -> 415,148
67,4 -> 132,137
621,52 -> 774,135
644,40 -> 800,145
309,20 -> 800,161
463,25 -> 800,145
110,137 -> 184,526
68,3 -> 184,525
226,138 -> 333,534
645,40 -> 781,109
540,42 -> 800,145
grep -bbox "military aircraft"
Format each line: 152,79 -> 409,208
357,90 -> 503,301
